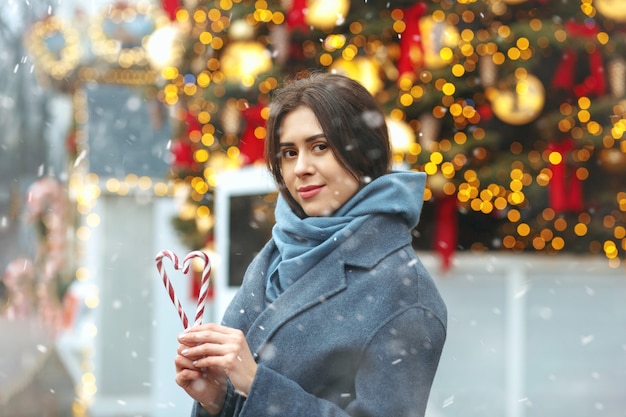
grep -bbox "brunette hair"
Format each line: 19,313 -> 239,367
265,71 -> 392,215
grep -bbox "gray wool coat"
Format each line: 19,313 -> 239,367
193,214 -> 447,417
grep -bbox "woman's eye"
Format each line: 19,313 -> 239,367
313,143 -> 328,152
282,149 -> 297,158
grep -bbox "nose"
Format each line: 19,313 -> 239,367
293,152 -> 314,177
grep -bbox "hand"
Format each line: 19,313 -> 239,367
177,323 -> 258,398
175,339 -> 227,414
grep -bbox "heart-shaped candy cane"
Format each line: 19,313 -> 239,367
155,250 -> 211,329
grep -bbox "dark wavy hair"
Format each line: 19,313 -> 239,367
265,71 -> 392,216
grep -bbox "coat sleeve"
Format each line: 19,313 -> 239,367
211,305 -> 446,417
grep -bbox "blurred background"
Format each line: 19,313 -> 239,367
0,0 -> 625,416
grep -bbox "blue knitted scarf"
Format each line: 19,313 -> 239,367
265,171 -> 426,301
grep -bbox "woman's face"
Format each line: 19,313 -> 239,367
278,106 -> 360,217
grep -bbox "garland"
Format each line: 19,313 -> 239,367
26,16 -> 81,80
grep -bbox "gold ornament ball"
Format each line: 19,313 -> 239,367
489,73 -> 545,126
221,41 -> 272,84
502,0 -> 528,4
598,148 -> 626,173
330,56 -> 383,95
594,0 -> 626,22
305,0 -> 350,31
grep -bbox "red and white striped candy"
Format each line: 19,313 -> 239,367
183,250 -> 211,327
155,250 -> 212,329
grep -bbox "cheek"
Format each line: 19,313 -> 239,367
338,173 -> 359,190
344,177 -> 359,199
280,173 -> 297,197
281,169 -> 294,185
278,161 -> 288,177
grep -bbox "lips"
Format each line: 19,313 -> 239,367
297,185 -> 324,199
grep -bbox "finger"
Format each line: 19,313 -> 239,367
181,323 -> 240,342
177,342 -> 208,358
178,335 -> 230,359
181,322 -> 225,336
179,328 -> 242,353
175,353 -> 197,369
175,367 -> 205,384
177,342 -> 197,354
182,341 -> 235,359
190,350 -> 246,371
174,356 -> 200,373
189,354 -> 223,371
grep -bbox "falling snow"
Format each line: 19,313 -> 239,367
1,1 -> 626,417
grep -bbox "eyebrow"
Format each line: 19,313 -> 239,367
278,133 -> 326,147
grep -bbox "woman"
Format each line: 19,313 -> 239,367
175,72 -> 447,417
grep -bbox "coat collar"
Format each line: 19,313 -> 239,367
236,215 -> 413,357
244,250 -> 345,356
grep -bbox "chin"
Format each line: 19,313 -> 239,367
302,206 -> 333,217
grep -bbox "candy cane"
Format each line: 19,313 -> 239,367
155,250 -> 212,329
155,250 -> 189,329
183,251 -> 211,327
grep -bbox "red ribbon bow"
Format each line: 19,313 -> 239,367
397,2 -> 428,81
547,138 -> 584,213
551,21 -> 606,97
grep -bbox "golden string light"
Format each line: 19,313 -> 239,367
23,3 -> 625,411
89,1 -> 167,68
26,16 -> 81,80
109,0 -> 626,265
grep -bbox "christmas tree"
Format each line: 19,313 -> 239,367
159,0 -> 625,268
